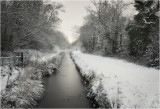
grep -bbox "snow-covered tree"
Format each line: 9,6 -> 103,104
126,0 -> 159,68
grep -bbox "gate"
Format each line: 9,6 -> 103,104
1,52 -> 24,67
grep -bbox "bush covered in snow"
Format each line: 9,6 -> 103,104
22,49 -> 64,76
0,66 -> 23,92
0,66 -> 44,108
1,77 -> 44,108
71,51 -> 159,108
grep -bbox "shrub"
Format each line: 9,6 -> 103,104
1,76 -> 44,108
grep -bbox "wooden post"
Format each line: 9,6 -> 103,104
18,53 -> 20,66
17,53 -> 19,66
21,52 -> 23,67
2,58 -> 4,66
13,52 -> 16,66
18,52 -> 20,66
9,57 -> 10,66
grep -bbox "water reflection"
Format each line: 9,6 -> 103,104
37,53 -> 92,108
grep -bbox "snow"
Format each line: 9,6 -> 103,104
0,66 -> 22,92
26,49 -> 62,64
29,52 -> 57,63
0,74 -> 8,91
72,51 -> 159,108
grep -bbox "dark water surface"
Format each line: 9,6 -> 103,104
37,53 -> 92,108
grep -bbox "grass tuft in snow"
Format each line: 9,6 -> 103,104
1,77 -> 44,108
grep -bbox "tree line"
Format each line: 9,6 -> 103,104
1,0 -> 69,52
78,0 -> 159,68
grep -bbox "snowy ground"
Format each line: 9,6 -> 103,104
71,51 -> 159,108
0,66 -> 23,92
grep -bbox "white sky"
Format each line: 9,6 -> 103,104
57,0 -> 92,43
53,0 -> 135,43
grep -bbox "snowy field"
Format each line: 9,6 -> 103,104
72,51 -> 159,108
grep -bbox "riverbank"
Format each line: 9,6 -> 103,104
71,51 -> 159,108
1,50 -> 64,108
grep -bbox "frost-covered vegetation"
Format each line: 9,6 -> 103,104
22,49 -> 64,76
71,51 -> 159,108
0,50 -> 64,108
76,0 -> 159,69
1,68 -> 44,108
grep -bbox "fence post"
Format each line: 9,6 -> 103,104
21,52 -> 24,67
13,52 -> 16,66
9,57 -> 11,66
2,58 -> 3,66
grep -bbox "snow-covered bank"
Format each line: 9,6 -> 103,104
1,50 -> 64,108
0,66 -> 44,108
71,51 -> 159,108
24,50 -> 64,76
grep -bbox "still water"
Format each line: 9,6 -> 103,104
37,53 -> 92,108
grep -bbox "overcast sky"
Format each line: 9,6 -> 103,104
55,0 -> 135,43
57,0 -> 92,43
